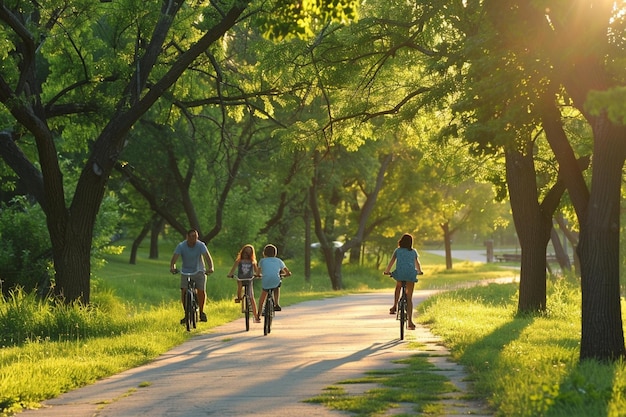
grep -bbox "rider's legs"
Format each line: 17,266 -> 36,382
193,272 -> 207,316
257,289 -> 268,319
390,280 -> 401,313
247,285 -> 259,320
197,290 -> 206,315
273,287 -> 280,310
236,281 -> 243,302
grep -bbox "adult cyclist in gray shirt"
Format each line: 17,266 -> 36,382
170,229 -> 214,323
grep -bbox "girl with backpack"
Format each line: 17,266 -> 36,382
227,244 -> 261,323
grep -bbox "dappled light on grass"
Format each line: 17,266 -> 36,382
419,262 -> 517,290
0,293 -> 190,415
417,280 -> 626,416
305,354 -> 454,416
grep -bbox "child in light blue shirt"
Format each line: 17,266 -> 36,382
257,244 -> 291,320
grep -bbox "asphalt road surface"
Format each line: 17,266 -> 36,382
20,289 -> 493,417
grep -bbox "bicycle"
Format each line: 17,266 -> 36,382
227,274 -> 259,331
385,271 -> 423,340
172,269 -> 200,332
261,273 -> 288,336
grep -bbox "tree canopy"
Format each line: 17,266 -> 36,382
0,0 -> 625,362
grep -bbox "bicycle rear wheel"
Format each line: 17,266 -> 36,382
264,294 -> 273,335
399,294 -> 406,340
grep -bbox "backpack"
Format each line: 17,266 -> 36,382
238,261 -> 253,279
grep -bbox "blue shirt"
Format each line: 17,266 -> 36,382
392,248 -> 419,282
174,240 -> 208,273
258,257 -> 285,289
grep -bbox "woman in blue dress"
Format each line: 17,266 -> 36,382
383,233 -> 423,330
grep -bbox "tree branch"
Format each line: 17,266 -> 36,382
0,132 -> 46,207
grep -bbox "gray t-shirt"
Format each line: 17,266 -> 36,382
175,240 -> 208,273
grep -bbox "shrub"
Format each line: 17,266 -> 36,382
0,287 -> 130,347
0,194 -> 125,295
0,197 -> 52,295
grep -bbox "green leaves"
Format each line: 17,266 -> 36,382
254,0 -> 360,40
586,87 -> 626,124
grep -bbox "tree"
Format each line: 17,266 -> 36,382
443,0 -> 626,360
0,0 -> 358,303
542,2 -> 626,361
308,145 -> 393,289
475,0 -> 626,361
416,141 -> 503,270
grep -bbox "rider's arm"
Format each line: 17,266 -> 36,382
204,251 -> 214,274
281,266 -> 292,277
415,256 -> 423,274
170,253 -> 179,273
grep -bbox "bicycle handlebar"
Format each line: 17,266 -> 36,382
227,274 -> 260,280
171,269 -> 208,276
383,271 -> 424,276
229,273 -> 290,278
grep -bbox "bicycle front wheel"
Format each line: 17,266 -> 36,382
184,290 -> 194,332
244,285 -> 251,331
192,295 -> 198,329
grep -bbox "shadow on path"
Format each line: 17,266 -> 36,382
20,285 -> 516,417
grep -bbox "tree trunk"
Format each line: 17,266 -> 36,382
441,221 -> 453,270
505,148 -> 552,313
550,227 -> 572,271
544,104 -> 626,360
309,175 -> 342,290
349,245 -> 361,264
554,213 -> 580,275
550,226 -> 571,271
578,117 -> 626,361
52,236 -> 92,303
304,206 -> 311,282
130,221 -> 151,265
149,216 -> 164,259
320,246 -> 342,290
333,248 -> 345,289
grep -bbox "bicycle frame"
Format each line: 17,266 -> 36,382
263,286 -> 277,336
384,270 -> 422,340
177,271 -> 201,332
260,272 -> 288,336
398,281 -> 408,340
237,277 -> 255,331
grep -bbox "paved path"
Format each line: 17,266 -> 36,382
21,291 -> 494,417
424,249 -> 489,263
